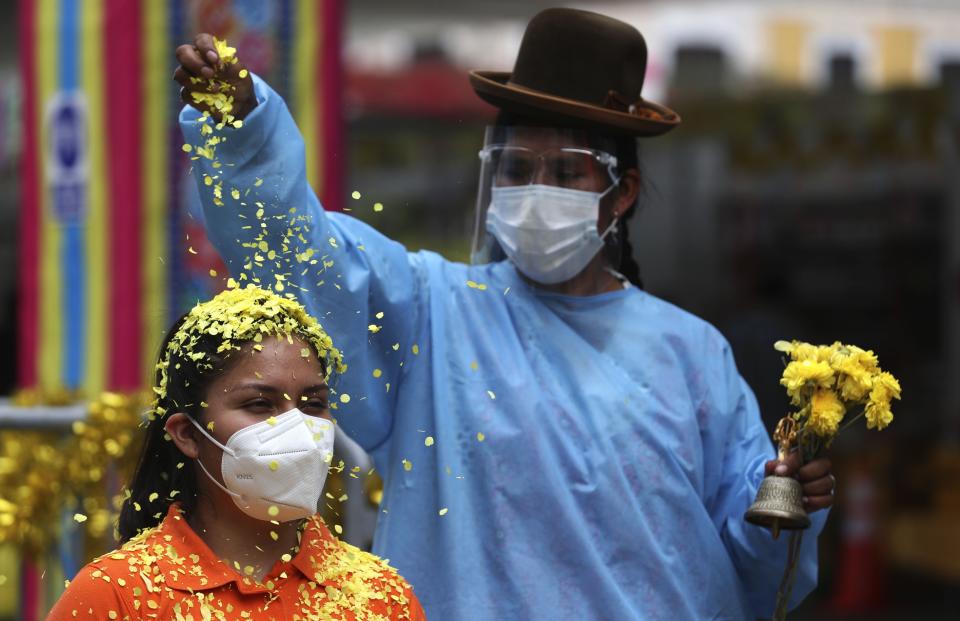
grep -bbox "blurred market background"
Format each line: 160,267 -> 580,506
1,0 -> 959,619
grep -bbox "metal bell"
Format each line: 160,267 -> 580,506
744,475 -> 811,539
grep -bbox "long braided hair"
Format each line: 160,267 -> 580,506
604,134 -> 644,289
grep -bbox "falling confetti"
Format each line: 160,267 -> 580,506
402,459 -> 412,471
351,190 -> 361,200
372,368 -> 382,378
373,202 -> 384,212
73,513 -> 88,523
425,436 -> 434,447
339,394 -> 351,404
477,432 -> 485,442
438,508 -> 448,516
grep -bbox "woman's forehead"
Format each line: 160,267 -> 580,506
501,126 -> 591,150
215,336 -> 328,389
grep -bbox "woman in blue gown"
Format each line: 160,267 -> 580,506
173,8 -> 835,620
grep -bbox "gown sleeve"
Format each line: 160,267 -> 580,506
701,334 -> 829,618
179,75 -> 427,452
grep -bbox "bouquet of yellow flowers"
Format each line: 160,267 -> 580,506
774,340 -> 901,460
752,340 -> 901,621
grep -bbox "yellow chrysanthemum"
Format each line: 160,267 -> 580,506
775,340 -> 820,362
865,371 -> 901,430
829,344 -> 880,402
154,284 -> 346,408
806,389 -> 845,437
780,359 -> 835,400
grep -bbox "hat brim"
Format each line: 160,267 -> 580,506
469,71 -> 680,137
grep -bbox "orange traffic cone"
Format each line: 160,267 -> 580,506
829,466 -> 887,612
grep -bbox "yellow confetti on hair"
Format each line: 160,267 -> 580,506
281,553 -> 292,562
334,524 -> 343,535
239,68 -> 249,79
148,492 -> 159,502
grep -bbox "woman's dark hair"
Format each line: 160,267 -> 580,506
117,313 -> 238,542
493,111 -> 644,288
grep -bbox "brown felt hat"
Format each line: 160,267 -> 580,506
469,8 -> 680,137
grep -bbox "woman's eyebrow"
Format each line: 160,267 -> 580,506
300,384 -> 329,394
230,382 -> 279,394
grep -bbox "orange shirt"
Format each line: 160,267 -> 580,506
47,504 -> 425,620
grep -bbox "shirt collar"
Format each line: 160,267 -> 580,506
152,504 -> 339,593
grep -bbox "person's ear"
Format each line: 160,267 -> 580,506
164,412 -> 200,459
612,168 -> 640,219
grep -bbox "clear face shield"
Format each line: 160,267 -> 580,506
471,125 -> 621,265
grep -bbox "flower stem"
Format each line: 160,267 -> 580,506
772,530 -> 804,621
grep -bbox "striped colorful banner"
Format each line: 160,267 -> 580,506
18,0 -> 344,400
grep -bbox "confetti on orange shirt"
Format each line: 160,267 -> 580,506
48,504 -> 425,620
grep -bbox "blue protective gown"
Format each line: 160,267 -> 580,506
180,76 -> 827,621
